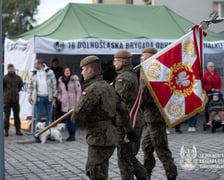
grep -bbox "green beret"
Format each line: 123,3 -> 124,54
80,55 -> 100,67
142,47 -> 158,54
114,50 -> 132,59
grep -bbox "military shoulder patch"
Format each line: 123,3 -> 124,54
117,79 -> 123,83
82,91 -> 87,96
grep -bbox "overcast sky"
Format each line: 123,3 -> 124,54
36,0 -> 92,25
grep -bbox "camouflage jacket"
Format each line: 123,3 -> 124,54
114,64 -> 145,128
3,73 -> 23,104
141,79 -> 165,124
72,74 -> 131,146
28,64 -> 57,104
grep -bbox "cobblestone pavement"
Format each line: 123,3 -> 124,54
4,115 -> 224,180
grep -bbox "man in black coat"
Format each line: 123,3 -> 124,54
3,64 -> 23,136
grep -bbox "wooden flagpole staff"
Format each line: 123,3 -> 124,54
36,109 -> 74,137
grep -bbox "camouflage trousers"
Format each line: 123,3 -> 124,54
142,122 -> 177,177
86,145 -> 115,180
117,127 -> 147,180
4,102 -> 21,130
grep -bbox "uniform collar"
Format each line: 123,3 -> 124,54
116,64 -> 133,74
8,72 -> 16,76
83,74 -> 103,88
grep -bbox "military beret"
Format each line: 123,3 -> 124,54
114,50 -> 132,59
142,47 -> 158,54
80,55 -> 100,67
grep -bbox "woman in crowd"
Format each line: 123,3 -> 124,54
187,116 -> 198,132
58,67 -> 81,141
203,62 -> 222,124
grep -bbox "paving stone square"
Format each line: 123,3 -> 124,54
3,115 -> 224,180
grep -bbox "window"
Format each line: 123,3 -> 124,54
98,0 -> 103,3
126,0 -> 133,4
213,1 -> 224,17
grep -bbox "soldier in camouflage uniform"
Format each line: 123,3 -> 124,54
71,55 -> 136,180
113,50 -> 149,180
140,47 -> 177,180
3,64 -> 23,136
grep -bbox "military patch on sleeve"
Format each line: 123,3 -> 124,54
82,91 -> 87,96
117,79 -> 123,83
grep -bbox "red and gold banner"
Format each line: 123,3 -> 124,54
141,27 -> 207,127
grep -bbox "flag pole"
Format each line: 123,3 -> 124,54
134,11 -> 224,71
133,30 -> 193,71
36,109 -> 74,137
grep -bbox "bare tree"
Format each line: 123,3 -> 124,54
3,0 -> 40,36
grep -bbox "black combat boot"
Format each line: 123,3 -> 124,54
34,130 -> 41,143
16,129 -> 23,136
167,176 -> 176,180
70,132 -> 75,141
140,175 -> 151,180
141,171 -> 151,180
5,129 -> 9,137
34,136 -> 41,143
66,132 -> 72,141
67,132 -> 75,141
175,128 -> 182,134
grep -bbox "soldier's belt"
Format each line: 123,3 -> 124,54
87,120 -> 112,128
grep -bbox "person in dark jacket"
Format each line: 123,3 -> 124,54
113,50 -> 148,180
51,58 -> 63,81
51,58 -> 64,120
3,64 -> 23,136
103,60 -> 117,83
207,93 -> 224,126
140,47 -> 177,180
71,55 -> 137,180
